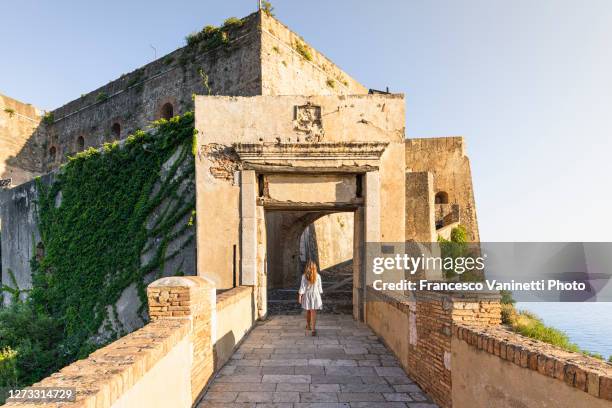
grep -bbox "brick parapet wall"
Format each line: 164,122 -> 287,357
216,286 -> 253,311
2,276 -> 216,407
454,323 -> 612,401
365,287 -> 501,408
1,318 -> 190,407
147,276 -> 215,402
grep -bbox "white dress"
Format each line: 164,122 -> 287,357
299,274 -> 323,310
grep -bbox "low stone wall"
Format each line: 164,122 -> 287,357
214,286 -> 255,368
452,324 -> 612,407
365,287 -> 612,407
1,276 -> 216,408
365,287 -> 501,408
1,319 -> 191,408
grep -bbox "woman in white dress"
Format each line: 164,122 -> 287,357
298,260 -> 323,336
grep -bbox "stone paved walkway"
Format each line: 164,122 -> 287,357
197,314 -> 438,408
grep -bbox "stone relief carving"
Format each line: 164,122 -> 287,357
201,143 -> 241,181
293,103 -> 324,142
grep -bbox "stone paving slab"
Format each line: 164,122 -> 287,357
198,314 -> 439,408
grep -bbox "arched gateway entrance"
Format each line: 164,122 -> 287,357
236,143 -> 385,321
195,94 -> 407,322
265,210 -> 355,315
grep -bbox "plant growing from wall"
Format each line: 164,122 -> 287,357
126,68 -> 146,89
262,1 -> 275,16
293,41 -> 313,62
3,108 -> 15,118
223,17 -> 243,28
0,112 -> 196,388
0,269 -> 29,302
185,17 -> 244,50
438,225 -> 480,280
42,112 -> 54,125
95,91 -> 108,102
198,68 -> 212,95
181,17 -> 247,69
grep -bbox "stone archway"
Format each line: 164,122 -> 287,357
266,210 -> 343,288
265,209 -> 355,314
236,144 -> 384,321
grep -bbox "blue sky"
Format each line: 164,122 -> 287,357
2,0 -> 611,242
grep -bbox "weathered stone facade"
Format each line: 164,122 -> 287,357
194,94 -> 406,301
405,137 -> 480,242
36,12 -> 364,174
0,94 -> 45,187
0,11 -> 482,306
0,173 -> 53,299
0,11 -> 367,310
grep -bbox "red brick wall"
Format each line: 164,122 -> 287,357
365,288 -> 501,408
147,276 -> 215,402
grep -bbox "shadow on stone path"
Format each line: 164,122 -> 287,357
197,314 -> 439,408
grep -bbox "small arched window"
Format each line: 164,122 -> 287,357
111,123 -> 121,138
435,191 -> 449,204
160,103 -> 174,120
76,136 -> 85,151
49,146 -> 57,162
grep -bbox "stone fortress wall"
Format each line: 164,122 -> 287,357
0,10 -> 480,312
0,94 -> 45,187
406,137 -> 480,242
0,11 -> 368,313
41,13 -> 262,173
35,11 -> 365,174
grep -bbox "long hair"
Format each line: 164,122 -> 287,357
304,260 -> 318,284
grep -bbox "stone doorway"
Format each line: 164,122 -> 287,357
238,165 -> 379,322
235,142 -> 386,322
265,209 -> 355,315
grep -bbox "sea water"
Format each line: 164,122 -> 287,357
516,302 -> 612,359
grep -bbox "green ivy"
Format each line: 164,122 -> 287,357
95,91 -> 108,102
42,112 -> 54,125
185,17 -> 243,49
0,112 -> 196,387
438,224 -> 483,281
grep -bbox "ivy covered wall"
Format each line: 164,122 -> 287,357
0,113 -> 196,389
